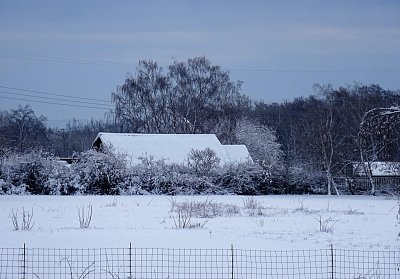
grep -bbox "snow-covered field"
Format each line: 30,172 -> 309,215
0,195 -> 398,251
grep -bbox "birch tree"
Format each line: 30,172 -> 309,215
301,85 -> 345,195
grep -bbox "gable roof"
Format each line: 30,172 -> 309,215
93,133 -> 252,166
223,145 -> 253,163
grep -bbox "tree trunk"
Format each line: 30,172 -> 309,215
326,170 -> 340,196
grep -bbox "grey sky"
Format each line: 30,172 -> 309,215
0,1 -> 399,126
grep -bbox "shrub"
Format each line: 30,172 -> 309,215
11,208 -> 35,230
216,162 -> 264,195
242,196 -> 265,216
0,148 -> 325,196
71,148 -> 128,195
132,155 -> 176,194
0,150 -> 72,195
315,216 -> 338,233
118,172 -> 143,195
171,201 -> 210,229
45,160 -> 76,195
78,204 -> 93,229
261,166 -> 325,195
187,148 -> 220,175
131,156 -> 219,195
170,199 -> 241,219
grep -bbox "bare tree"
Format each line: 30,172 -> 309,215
169,57 -> 249,140
112,60 -> 172,133
111,57 -> 250,142
0,105 -> 48,151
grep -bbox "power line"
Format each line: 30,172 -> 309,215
2,51 -> 399,73
0,51 -> 135,68
0,90 -> 114,107
229,68 -> 400,73
0,85 -> 112,103
0,95 -> 113,110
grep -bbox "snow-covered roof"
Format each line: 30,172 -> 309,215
223,145 -> 253,163
354,162 -> 400,177
93,133 -> 252,166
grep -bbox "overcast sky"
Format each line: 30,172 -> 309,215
0,0 -> 399,126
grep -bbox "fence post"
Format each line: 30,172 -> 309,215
129,242 -> 132,279
330,244 -> 334,279
22,243 -> 26,279
231,244 -> 234,279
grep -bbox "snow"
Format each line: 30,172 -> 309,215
0,195 -> 397,251
94,133 -> 252,166
222,145 -> 253,163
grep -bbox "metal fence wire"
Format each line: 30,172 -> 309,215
1,244 -> 399,279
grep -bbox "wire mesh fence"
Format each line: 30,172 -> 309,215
1,244 -> 399,279
333,176 -> 400,194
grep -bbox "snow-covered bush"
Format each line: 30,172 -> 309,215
132,155 -> 174,194
0,146 -> 324,196
0,150 -> 72,195
216,162 -> 264,195
187,148 -> 221,175
0,151 -> 29,194
118,172 -> 143,195
0,178 -> 6,193
261,165 -> 326,195
215,161 -> 324,195
24,159 -> 49,194
45,160 -> 75,195
71,148 -> 128,195
132,155 -> 217,195
284,168 -> 326,194
0,181 -> 26,195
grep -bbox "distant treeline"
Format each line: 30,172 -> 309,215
1,57 -> 400,195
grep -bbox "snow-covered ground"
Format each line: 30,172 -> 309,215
0,195 -> 398,251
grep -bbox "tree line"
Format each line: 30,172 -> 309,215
250,84 -> 400,194
1,57 -> 400,195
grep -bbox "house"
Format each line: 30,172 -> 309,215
92,133 -> 252,166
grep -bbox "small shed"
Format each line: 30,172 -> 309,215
93,133 -> 252,166
353,162 -> 400,177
